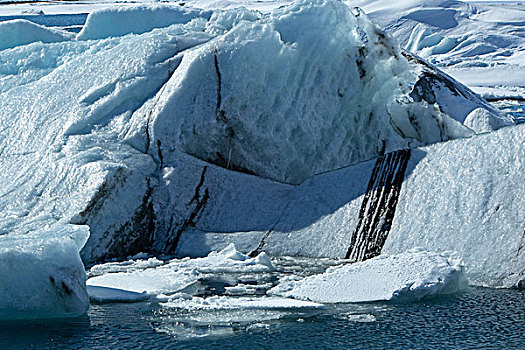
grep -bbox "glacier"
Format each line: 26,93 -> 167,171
0,0 -> 523,320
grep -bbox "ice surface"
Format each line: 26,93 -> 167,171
0,225 -> 89,320
464,107 -> 510,133
143,0 -> 480,184
271,250 -> 467,303
384,123 -> 525,288
173,124 -> 525,288
0,19 -> 73,51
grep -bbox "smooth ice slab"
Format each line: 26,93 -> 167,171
0,19 -> 73,51
87,285 -> 150,303
271,251 -> 467,303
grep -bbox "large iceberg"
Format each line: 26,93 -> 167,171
0,0 -> 522,319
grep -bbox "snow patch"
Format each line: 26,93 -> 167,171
464,107 -> 511,133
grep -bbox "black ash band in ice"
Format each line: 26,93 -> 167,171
346,149 -> 411,261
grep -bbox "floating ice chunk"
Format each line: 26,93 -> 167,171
160,294 -> 324,310
0,225 -> 89,320
76,5 -> 211,40
271,251 -> 467,303
86,267 -> 200,296
346,314 -> 376,322
0,19 -> 73,51
464,107 -> 514,133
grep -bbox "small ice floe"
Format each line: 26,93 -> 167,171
271,250 -> 467,303
86,244 -> 274,302
345,314 -> 377,323
154,293 -> 323,339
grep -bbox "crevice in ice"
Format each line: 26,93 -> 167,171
214,49 -> 227,124
517,227 -> 525,257
189,165 -> 207,206
163,166 -> 210,254
74,167 -> 128,225
102,178 -> 156,260
157,139 -> 164,169
248,229 -> 273,258
345,149 -> 411,261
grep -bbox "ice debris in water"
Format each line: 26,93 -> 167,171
271,250 -> 468,303
160,293 -> 324,310
0,225 -> 89,320
86,244 -> 274,302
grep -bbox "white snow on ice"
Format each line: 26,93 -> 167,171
271,250 -> 467,303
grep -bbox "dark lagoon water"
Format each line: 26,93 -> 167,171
0,287 -> 523,350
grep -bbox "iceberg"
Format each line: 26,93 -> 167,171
0,0 -> 522,319
0,225 -> 89,320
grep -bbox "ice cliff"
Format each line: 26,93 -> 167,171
0,0 -> 522,319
